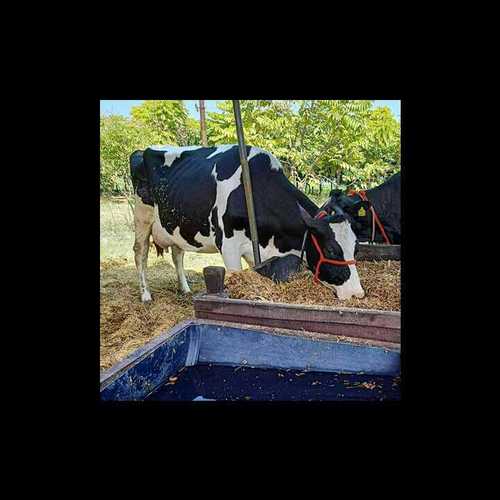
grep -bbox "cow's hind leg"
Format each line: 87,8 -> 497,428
172,245 -> 191,294
133,196 -> 154,302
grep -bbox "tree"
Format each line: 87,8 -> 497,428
207,99 -> 400,190
100,115 -> 162,195
130,100 -> 196,146
100,99 -> 400,197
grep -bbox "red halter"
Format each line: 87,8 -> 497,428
310,210 -> 356,284
348,190 -> 391,245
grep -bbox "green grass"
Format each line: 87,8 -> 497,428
100,192 -> 330,271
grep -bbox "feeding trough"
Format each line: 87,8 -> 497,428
194,264 -> 400,344
193,293 -> 400,344
100,319 -> 400,401
356,243 -> 400,261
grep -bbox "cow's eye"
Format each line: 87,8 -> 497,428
326,245 -> 336,256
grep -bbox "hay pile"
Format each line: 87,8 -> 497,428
101,258 -> 399,372
225,260 -> 400,311
100,259 -> 205,371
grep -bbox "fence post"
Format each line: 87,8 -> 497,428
232,100 -> 261,266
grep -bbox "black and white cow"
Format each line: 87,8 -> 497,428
327,172 -> 401,244
130,145 -> 365,302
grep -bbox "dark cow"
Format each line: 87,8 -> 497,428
130,145 -> 365,302
327,172 -> 401,244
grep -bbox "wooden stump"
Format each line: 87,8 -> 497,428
203,266 -> 226,294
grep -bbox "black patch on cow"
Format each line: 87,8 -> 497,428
142,146 -> 219,248
210,145 -> 250,181
222,152 -> 312,254
211,207 -> 223,250
129,150 -> 154,206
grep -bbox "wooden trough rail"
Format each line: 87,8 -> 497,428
356,243 -> 400,261
193,294 -> 400,345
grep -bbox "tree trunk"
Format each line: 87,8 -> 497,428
199,100 -> 208,146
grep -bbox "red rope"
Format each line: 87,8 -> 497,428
310,211 -> 356,284
348,190 -> 391,244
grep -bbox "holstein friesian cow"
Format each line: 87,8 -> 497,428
327,172 -> 401,244
130,145 -> 365,302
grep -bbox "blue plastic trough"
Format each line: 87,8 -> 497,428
100,319 -> 400,401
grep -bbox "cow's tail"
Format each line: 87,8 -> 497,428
129,150 -> 144,193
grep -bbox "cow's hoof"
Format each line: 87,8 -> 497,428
141,291 -> 153,303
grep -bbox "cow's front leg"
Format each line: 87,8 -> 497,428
221,243 -> 243,271
242,251 -> 255,268
171,245 -> 191,293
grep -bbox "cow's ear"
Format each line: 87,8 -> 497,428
297,204 -> 330,236
297,204 -> 315,228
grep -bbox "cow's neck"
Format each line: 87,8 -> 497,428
365,184 -> 392,224
364,182 -> 399,243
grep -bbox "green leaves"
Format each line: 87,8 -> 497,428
100,115 -> 158,195
130,100 -> 195,146
100,99 -> 400,196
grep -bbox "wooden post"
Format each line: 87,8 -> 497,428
199,99 -> 208,146
203,266 -> 226,294
232,100 -> 261,265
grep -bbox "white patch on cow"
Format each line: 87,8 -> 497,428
212,163 -> 242,229
260,236 -> 300,262
221,229 -> 249,270
194,231 -> 218,253
149,145 -> 204,167
151,205 -> 217,254
151,205 -> 175,249
248,146 -> 282,171
171,246 -> 191,293
206,144 -> 235,159
327,221 -> 365,300
223,232 -> 300,269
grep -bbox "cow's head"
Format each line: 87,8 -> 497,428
298,203 -> 365,300
327,189 -> 373,242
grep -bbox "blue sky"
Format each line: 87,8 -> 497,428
100,99 -> 400,120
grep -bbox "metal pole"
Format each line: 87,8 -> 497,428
232,100 -> 261,265
199,100 -> 208,146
